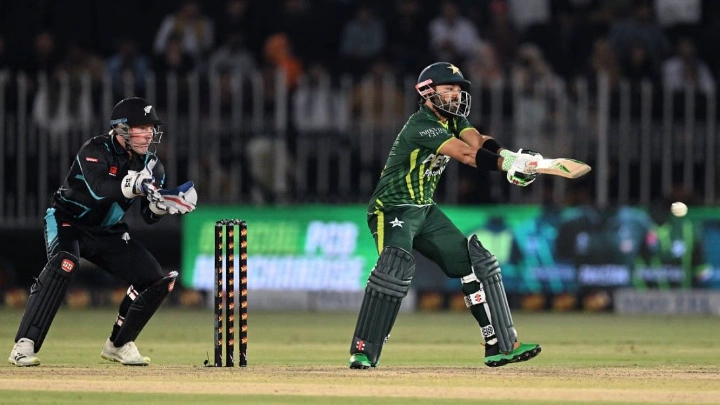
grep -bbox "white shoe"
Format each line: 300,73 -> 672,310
101,339 -> 150,366
8,338 -> 40,367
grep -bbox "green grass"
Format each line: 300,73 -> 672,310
1,308 -> 719,404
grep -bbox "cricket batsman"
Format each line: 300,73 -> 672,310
348,62 -> 543,369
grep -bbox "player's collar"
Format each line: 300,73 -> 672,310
420,104 -> 451,124
421,105 -> 439,120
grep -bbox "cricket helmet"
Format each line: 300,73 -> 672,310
109,97 -> 164,154
110,97 -> 164,129
415,62 -> 471,117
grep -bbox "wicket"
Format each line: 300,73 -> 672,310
212,219 -> 248,367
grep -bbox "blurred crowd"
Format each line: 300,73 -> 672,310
0,0 -> 718,102
0,0 -> 716,209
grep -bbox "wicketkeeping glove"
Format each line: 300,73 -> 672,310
501,149 -> 543,187
122,159 -> 160,199
149,181 -> 198,216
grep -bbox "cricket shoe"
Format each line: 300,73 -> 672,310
8,338 -> 40,367
348,353 -> 372,369
101,339 -> 150,366
484,342 -> 541,367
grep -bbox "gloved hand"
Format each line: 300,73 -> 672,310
149,181 -> 198,216
501,149 -> 543,187
122,159 -> 159,199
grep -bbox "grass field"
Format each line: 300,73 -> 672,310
0,308 -> 719,404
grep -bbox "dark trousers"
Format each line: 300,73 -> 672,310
367,204 -> 472,279
45,208 -> 164,290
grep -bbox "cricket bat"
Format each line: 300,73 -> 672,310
535,158 -> 591,179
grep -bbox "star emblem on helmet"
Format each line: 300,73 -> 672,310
447,64 -> 460,74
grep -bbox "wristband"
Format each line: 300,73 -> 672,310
481,138 -> 502,154
475,148 -> 501,171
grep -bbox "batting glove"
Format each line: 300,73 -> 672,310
501,149 -> 542,187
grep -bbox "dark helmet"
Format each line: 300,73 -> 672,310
109,97 -> 164,154
109,97 -> 164,129
417,62 -> 471,91
415,62 -> 471,117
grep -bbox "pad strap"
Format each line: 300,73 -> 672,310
464,288 -> 486,307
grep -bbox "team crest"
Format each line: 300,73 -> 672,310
144,105 -> 153,115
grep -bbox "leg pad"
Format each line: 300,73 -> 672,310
114,271 -> 178,346
350,247 -> 415,365
468,235 -> 517,353
15,251 -> 79,351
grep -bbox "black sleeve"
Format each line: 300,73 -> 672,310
75,141 -> 126,201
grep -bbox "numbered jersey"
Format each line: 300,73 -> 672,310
369,105 -> 473,210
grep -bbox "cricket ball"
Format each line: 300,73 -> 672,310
671,202 -> 688,217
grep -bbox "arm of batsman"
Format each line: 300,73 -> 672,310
149,181 -> 198,216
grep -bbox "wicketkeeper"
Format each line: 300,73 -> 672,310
8,97 -> 197,366
348,62 -> 543,369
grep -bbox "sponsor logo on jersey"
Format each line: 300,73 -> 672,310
421,153 -> 450,177
418,128 -> 446,138
109,166 -> 118,176
85,157 -> 99,162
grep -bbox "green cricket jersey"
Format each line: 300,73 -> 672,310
369,105 -> 474,211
